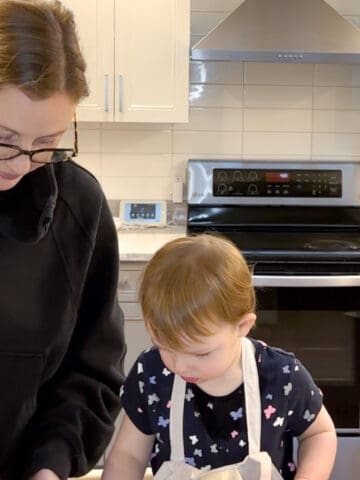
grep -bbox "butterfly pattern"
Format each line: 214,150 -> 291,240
303,409 -> 316,422
230,407 -> 243,420
121,339 -> 323,480
157,416 -> 170,428
264,404 -> 276,419
185,388 -> 195,402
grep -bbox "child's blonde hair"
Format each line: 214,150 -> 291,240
139,234 -> 255,350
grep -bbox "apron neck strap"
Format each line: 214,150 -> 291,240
242,337 -> 262,454
168,337 -> 262,461
169,373 -> 187,461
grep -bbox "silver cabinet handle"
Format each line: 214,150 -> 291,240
104,74 -> 110,112
253,275 -> 360,288
118,75 -> 124,112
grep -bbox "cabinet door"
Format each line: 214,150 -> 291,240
124,320 -> 152,374
61,0 -> 114,121
114,0 -> 190,122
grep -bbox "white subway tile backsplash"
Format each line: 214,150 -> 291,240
189,84 -> 243,107
313,110 -> 360,133
244,109 -> 312,132
102,154 -> 172,177
102,177 -> 171,200
77,122 -> 102,130
174,108 -> 243,131
100,122 -> 172,131
77,130 -> 101,153
244,63 -> 314,86
313,87 -> 360,109
244,86 -> 313,109
314,64 -> 360,86
312,133 -> 360,157
101,130 -> 172,154
174,131 -> 242,155
243,132 -> 312,156
191,61 -> 243,84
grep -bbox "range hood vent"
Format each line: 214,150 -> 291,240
191,0 -> 360,63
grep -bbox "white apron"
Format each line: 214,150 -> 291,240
154,337 -> 284,480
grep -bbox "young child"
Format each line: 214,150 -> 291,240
102,234 -> 337,480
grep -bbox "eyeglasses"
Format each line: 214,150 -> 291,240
0,115 -> 78,164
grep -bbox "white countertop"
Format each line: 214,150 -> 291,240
116,225 -> 186,262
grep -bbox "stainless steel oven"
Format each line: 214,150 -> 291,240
187,159 -> 360,479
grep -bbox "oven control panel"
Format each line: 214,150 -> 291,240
213,168 -> 342,197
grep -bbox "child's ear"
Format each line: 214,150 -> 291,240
236,313 -> 256,337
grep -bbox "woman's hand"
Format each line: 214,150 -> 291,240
29,469 -> 60,480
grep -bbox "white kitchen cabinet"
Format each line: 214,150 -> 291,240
118,262 -> 152,373
103,261 -> 152,461
61,0 -> 114,121
63,0 -> 190,122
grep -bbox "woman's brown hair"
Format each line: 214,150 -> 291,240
0,0 -> 89,101
139,234 -> 256,350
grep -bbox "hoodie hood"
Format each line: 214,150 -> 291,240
0,164 -> 58,244
191,0 -> 360,63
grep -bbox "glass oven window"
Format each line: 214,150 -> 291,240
253,286 -> 360,431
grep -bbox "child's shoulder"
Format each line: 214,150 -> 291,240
250,337 -> 300,378
123,346 -> 174,402
135,345 -> 160,360
132,346 -> 168,374
251,337 -> 296,360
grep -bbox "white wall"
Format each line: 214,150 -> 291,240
69,0 -> 360,200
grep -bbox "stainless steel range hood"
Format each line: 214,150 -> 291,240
191,0 -> 360,63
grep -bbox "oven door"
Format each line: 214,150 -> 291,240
252,274 -> 360,434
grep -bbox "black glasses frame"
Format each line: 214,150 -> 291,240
0,114 -> 78,164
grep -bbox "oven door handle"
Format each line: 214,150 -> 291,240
253,275 -> 360,287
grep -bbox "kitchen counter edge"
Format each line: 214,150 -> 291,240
117,225 -> 186,262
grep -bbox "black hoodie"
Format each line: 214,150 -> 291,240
0,161 -> 125,479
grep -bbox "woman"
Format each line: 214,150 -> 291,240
0,1 -> 125,479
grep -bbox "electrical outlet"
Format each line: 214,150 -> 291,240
172,175 -> 184,203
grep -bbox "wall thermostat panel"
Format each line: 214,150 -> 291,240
119,200 -> 167,226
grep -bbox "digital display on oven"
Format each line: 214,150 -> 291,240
213,168 -> 342,197
265,172 -> 290,183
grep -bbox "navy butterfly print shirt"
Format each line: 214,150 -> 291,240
121,338 -> 323,480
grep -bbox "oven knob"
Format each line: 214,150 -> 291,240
248,184 -> 258,195
216,171 -> 228,182
248,171 -> 259,181
218,183 -> 227,194
233,170 -> 244,182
